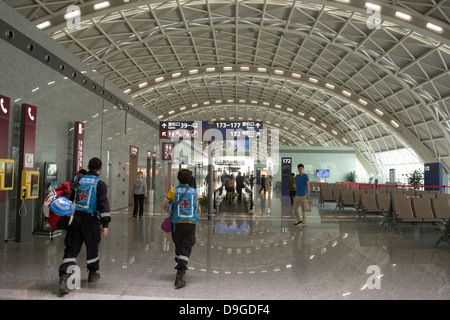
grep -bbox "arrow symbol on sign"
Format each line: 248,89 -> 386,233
255,123 -> 261,128
162,123 -> 167,128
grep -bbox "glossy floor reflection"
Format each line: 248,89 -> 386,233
0,190 -> 449,300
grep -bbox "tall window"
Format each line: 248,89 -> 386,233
374,148 -> 423,184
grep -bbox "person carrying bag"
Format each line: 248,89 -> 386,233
160,169 -> 198,289
161,186 -> 190,232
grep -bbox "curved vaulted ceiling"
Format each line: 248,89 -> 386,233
5,0 -> 450,173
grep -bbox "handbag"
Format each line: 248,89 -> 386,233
161,186 -> 190,232
305,200 -> 312,212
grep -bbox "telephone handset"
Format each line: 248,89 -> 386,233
0,98 -> 7,114
28,107 -> 35,121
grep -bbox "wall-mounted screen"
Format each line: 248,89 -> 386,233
316,169 -> 330,178
30,174 -> 39,197
4,162 -> 13,188
282,165 -> 291,175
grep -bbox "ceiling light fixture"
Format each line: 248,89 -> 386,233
94,1 -> 110,10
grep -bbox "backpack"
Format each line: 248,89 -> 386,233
171,186 -> 198,227
74,175 -> 100,215
161,186 -> 191,232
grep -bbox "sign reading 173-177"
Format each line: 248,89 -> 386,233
213,121 -> 263,139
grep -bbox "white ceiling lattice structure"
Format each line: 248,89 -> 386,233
5,0 -> 450,173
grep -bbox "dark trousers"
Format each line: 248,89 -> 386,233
237,185 -> 243,200
59,212 -> 101,275
133,194 -> 145,217
289,191 -> 296,205
171,223 -> 196,271
259,184 -> 266,194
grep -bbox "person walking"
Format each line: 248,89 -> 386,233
267,175 -> 272,190
132,171 -> 147,218
160,169 -> 198,289
259,175 -> 267,194
287,173 -> 296,205
235,172 -> 245,201
293,164 -> 310,229
58,157 -> 111,294
226,174 -> 235,202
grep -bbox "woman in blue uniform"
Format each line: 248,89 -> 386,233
160,169 -> 198,289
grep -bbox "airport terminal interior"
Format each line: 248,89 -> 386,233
0,1 -> 449,300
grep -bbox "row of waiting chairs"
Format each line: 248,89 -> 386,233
353,192 -> 449,220
390,197 -> 449,247
319,188 -> 448,209
327,189 -> 449,247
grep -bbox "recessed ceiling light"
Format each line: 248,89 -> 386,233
374,108 -> 384,116
94,1 -> 110,10
365,2 -> 381,11
426,22 -> 443,33
274,70 -> 284,75
390,120 -> 400,128
395,11 -> 412,21
37,21 -> 51,29
64,10 -> 81,20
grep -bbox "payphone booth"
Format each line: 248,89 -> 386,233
20,171 -> 39,200
0,159 -> 14,191
38,162 -> 57,232
281,157 -> 292,196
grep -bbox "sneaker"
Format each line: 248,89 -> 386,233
88,271 -> 100,282
302,224 -> 306,229
294,220 -> 303,226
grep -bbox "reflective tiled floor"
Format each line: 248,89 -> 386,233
0,190 -> 449,300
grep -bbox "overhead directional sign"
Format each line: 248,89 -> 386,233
213,121 -> 263,139
159,121 -> 207,139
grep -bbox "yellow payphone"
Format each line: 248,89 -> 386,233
0,159 -> 14,191
20,170 -> 39,199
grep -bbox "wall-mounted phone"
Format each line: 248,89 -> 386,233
21,170 -> 39,199
0,159 -> 14,191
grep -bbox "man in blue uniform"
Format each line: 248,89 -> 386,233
293,163 -> 310,229
58,157 -> 111,294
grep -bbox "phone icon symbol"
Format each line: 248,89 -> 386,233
0,98 -> 7,114
28,107 -> 35,121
